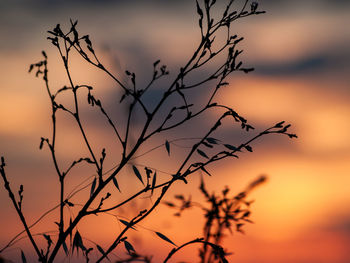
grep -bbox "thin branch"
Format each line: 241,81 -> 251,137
0,158 -> 44,261
163,238 -> 228,263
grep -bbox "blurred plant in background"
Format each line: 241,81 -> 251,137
165,175 -> 268,263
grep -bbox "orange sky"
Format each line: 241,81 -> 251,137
0,1 -> 350,262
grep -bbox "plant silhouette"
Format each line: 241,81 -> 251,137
163,175 -> 268,263
0,0 -> 296,262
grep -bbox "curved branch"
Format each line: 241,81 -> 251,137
163,237 -> 228,263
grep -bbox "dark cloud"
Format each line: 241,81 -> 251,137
256,56 -> 328,75
323,213 -> 350,238
0,0 -> 193,51
255,46 -> 350,76
260,0 -> 350,11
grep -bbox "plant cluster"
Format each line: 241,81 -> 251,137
164,175 -> 267,262
0,0 -> 295,262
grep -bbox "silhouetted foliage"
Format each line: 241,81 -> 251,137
164,175 -> 267,262
0,0 -> 296,262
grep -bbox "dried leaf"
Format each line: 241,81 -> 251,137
201,166 -> 212,176
155,232 -> 176,246
251,1 -> 258,12
165,140 -> 170,155
43,234 -> 52,245
243,211 -> 251,218
119,219 -> 129,227
245,145 -> 253,152
224,144 -> 237,151
145,167 -> 153,178
241,68 -> 254,73
174,194 -> 184,200
112,177 -> 121,192
62,240 -> 69,256
39,137 -> 45,150
124,240 -> 135,255
164,201 -> 175,207
202,141 -> 213,148
90,177 -> 96,197
73,230 -> 85,254
119,219 -> 136,230
153,59 -> 160,67
69,218 -> 73,243
151,172 -> 157,195
206,137 -> 219,144
274,121 -> 285,128
96,244 -> 110,261
197,149 -> 209,159
132,165 -> 144,185
196,0 -> 203,17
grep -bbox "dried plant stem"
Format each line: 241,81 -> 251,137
0,1 -> 296,262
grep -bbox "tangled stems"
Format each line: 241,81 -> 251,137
0,1 -> 296,262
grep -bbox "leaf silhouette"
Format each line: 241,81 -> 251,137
119,219 -> 136,230
21,250 -> 27,263
73,230 -> 85,254
202,141 -> 213,148
43,234 -> 52,245
153,59 -> 160,67
62,240 -> 69,256
112,177 -> 121,192
206,137 -> 219,144
201,166 -> 212,176
96,244 -> 110,261
224,144 -> 237,151
164,201 -> 176,207
245,145 -> 253,152
90,177 -> 96,197
165,140 -> 170,155
174,194 -> 184,200
151,172 -> 157,195
274,121 -> 285,128
155,231 -> 176,246
132,165 -> 144,185
196,0 -> 203,17
124,240 -> 135,255
197,149 -> 209,159
69,218 -> 73,243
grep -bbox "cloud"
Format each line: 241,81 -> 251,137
261,0 -> 350,11
324,214 -> 350,236
255,46 -> 350,76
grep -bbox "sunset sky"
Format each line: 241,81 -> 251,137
0,0 -> 350,262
